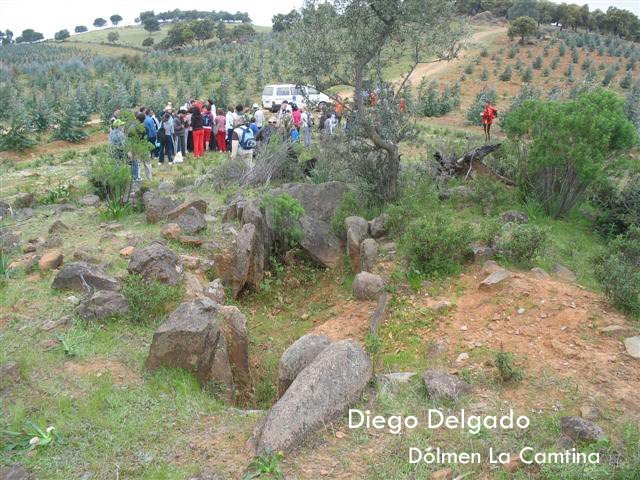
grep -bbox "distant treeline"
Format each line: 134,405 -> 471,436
139,9 -> 251,24
455,0 -> 640,41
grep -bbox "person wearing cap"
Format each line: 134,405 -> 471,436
256,116 -> 277,147
231,116 -> 254,169
252,103 -> 264,128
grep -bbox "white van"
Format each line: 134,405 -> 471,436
262,84 -> 332,112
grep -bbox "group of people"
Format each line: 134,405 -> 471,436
108,96 -> 350,181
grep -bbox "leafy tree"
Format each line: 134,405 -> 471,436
508,16 -> 538,45
143,17 -> 160,34
158,23 -> 194,49
625,80 -> 640,136
107,31 -> 119,43
53,101 -> 88,143
138,11 -> 155,24
54,29 -> 70,41
74,25 -> 88,33
16,29 -> 44,43
110,14 -> 123,26
503,90 -> 637,218
93,18 -> 107,28
191,18 -> 214,45
142,37 -> 154,47
507,0 -> 539,21
229,23 -> 256,42
0,97 -> 35,151
289,0 -> 468,201
272,9 -> 302,32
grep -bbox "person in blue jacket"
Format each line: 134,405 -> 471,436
143,109 -> 159,158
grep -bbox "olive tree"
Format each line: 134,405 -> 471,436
508,16 -> 538,45
289,0 -> 468,201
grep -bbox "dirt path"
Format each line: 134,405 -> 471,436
402,26 -> 507,86
333,25 -> 507,99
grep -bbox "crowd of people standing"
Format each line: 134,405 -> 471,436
108,95 -> 350,182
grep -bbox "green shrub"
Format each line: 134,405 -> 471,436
496,223 -> 547,265
585,178 -> 640,237
465,88 -> 497,125
400,213 -> 472,278
532,56 -> 543,69
262,193 -> 305,254
53,103 -> 88,143
503,89 -> 637,217
122,274 -> 184,324
495,349 -> 524,382
88,155 -> 132,212
594,226 -> 640,318
330,190 -> 381,238
499,65 -> 512,81
416,79 -> 460,117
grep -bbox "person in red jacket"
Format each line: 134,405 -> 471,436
481,101 -> 498,142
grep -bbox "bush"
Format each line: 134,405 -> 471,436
503,89 -> 637,217
262,193 -> 305,255
88,155 -> 132,203
495,349 -> 524,382
499,65 -> 512,81
585,178 -> 640,237
416,80 -> 460,117
122,274 -> 184,324
594,226 -> 640,318
399,213 -> 472,278
465,88 -> 497,125
496,223 -> 548,265
142,37 -> 154,47
331,190 -> 381,238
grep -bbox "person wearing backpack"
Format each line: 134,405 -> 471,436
158,112 -> 175,164
202,106 -> 214,151
231,117 -> 256,169
190,104 -> 204,158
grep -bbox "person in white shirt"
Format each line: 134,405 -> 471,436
225,105 -> 235,152
252,103 -> 264,128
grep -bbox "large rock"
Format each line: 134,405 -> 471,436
0,464 -> 30,480
624,336 -> 640,359
560,417 -> 606,443
184,272 -> 205,298
479,269 -> 511,289
278,334 -> 331,397
553,264 -> 576,282
79,194 -> 100,207
501,211 -> 529,223
423,369 -> 471,402
360,238 -> 378,273
352,272 -> 384,300
250,340 -> 372,454
127,243 -> 183,285
232,223 -> 265,298
0,200 -> 13,220
298,216 -> 343,268
167,199 -> 208,220
218,305 -> 252,397
176,207 -> 207,235
268,182 -> 347,223
76,290 -> 129,321
38,249 -> 63,270
0,229 -> 20,251
13,192 -> 35,209
345,216 -> 369,273
143,192 -> 178,224
145,298 -> 250,400
52,262 -> 120,291
206,278 -> 226,304
48,220 -> 69,234
161,223 -> 182,240
369,214 -> 388,239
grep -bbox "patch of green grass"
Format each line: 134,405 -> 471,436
122,274 -> 184,325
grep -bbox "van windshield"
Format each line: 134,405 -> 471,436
262,87 -> 274,96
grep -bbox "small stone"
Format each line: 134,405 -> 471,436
0,361 -> 20,387
456,352 -> 469,363
119,246 -> 135,257
48,220 -> 69,234
553,264 -> 576,282
431,300 -> 452,312
352,272 -> 384,300
80,194 -> 100,207
503,456 -> 523,473
599,325 -> 631,336
517,307 -> 525,314
179,236 -> 203,247
161,223 -> 182,240
431,469 -> 453,480
560,416 -> 606,443
530,267 -> 550,280
623,336 -> 640,359
479,269 -> 511,289
460,325 -> 468,331
579,405 -> 600,421
180,255 -> 201,270
38,249 -> 64,270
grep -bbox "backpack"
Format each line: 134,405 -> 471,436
203,112 -> 212,127
239,126 -> 257,150
157,126 -> 166,142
